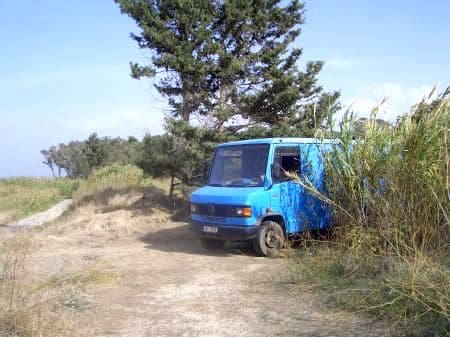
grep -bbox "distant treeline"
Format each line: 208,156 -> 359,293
41,119 -> 326,189
41,133 -> 141,179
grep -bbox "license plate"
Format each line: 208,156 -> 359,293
203,226 -> 218,234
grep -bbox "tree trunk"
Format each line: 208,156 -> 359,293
169,174 -> 175,201
181,78 -> 190,122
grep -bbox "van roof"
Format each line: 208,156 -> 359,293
218,137 -> 337,147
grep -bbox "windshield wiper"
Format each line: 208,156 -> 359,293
208,183 -> 223,187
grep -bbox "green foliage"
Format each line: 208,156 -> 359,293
41,133 -> 141,178
57,141 -> 90,178
292,89 -> 450,335
84,133 -> 108,169
135,121 -> 223,196
116,0 -> 214,121
164,119 -> 222,184
75,164 -> 144,197
0,178 -> 79,224
136,134 -> 172,178
116,0 -> 340,134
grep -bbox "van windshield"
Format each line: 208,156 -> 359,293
209,144 -> 269,187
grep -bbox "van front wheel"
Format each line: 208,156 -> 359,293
252,221 -> 284,257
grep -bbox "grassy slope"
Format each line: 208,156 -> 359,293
0,178 -> 79,225
0,165 -> 171,227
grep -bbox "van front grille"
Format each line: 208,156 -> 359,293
200,215 -> 226,223
193,203 -> 247,217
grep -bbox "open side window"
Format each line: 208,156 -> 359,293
272,146 -> 300,183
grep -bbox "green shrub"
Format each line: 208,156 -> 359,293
75,164 -> 144,197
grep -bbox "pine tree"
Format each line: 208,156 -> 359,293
210,0 -> 328,133
116,0 -> 340,133
115,0 -> 215,121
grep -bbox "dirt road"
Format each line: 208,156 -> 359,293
20,189 -> 384,337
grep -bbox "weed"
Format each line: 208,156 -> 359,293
0,232 -> 69,337
0,230 -> 116,337
35,263 -> 117,292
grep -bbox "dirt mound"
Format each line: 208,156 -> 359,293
41,187 -> 187,244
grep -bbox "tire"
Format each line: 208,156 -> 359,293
199,238 -> 226,250
252,220 -> 284,257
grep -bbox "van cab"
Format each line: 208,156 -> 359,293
189,138 -> 334,256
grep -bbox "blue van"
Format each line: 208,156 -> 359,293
189,138 -> 334,256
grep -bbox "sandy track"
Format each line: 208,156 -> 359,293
34,231 -> 384,335
10,189 -> 385,337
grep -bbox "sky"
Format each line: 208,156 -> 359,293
0,0 -> 449,177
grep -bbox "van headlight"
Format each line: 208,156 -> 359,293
190,204 -> 198,214
235,207 -> 252,217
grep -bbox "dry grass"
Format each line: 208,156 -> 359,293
72,164 -> 174,211
0,230 -> 117,337
293,250 -> 449,336
35,263 -> 117,291
0,231 -> 66,337
0,232 -> 35,310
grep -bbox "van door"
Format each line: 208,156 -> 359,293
270,145 -> 301,234
299,143 -> 331,230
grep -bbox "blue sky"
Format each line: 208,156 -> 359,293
0,0 -> 449,177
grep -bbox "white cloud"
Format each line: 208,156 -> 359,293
342,83 -> 438,122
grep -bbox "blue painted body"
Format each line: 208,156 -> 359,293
190,138 -> 335,240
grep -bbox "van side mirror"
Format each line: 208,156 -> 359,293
268,162 -> 290,188
271,163 -> 282,183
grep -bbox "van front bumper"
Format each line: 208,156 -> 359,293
189,221 -> 259,241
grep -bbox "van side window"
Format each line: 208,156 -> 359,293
272,146 -> 300,183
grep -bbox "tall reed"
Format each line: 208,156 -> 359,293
294,88 -> 449,335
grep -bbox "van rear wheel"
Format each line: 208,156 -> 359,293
252,221 -> 284,257
200,238 -> 225,250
